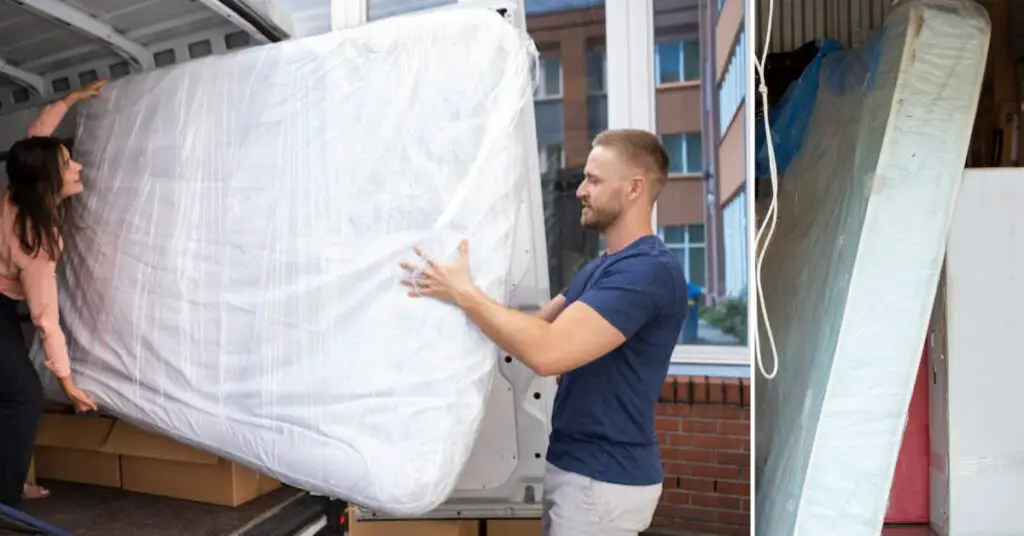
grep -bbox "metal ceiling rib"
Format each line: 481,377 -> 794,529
12,0 -> 155,70
0,0 -> 293,101
0,58 -> 47,95
756,0 -> 893,53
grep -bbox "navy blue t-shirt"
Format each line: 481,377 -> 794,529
546,235 -> 688,486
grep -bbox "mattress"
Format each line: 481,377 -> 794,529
753,1 -> 990,535
934,169 -> 1024,536
29,8 -> 538,516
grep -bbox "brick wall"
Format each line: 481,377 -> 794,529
653,375 -> 750,535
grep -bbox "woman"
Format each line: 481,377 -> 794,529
1,80 -> 105,507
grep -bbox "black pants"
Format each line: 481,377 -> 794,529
0,293 -> 43,508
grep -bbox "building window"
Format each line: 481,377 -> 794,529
655,39 -> 700,84
586,50 -> 608,139
586,50 -> 606,94
538,143 -> 565,175
661,224 -> 706,288
662,133 -> 703,174
535,56 -> 563,100
722,191 -> 748,297
367,0 -> 455,21
718,27 -> 746,135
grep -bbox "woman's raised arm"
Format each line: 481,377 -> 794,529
26,80 -> 108,138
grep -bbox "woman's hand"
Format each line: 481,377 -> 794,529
62,80 -> 108,107
59,377 -> 98,413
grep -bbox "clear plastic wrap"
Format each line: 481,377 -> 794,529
29,8 -> 538,515
754,1 -> 990,534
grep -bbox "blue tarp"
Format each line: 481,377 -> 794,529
754,39 -> 844,179
754,34 -> 888,179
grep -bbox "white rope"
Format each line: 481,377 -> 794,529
753,0 -> 780,380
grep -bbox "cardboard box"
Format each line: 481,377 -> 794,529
348,509 -> 479,536
486,519 -> 541,536
34,413 -> 121,488
106,421 -> 279,507
33,412 -> 280,506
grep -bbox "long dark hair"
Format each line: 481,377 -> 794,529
5,136 -> 72,261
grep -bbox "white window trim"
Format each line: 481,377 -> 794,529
654,38 -> 698,86
331,0 -> 366,30
672,344 -> 749,365
607,0 -> 749,362
534,56 -> 564,101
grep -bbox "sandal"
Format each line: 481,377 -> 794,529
22,483 -> 50,500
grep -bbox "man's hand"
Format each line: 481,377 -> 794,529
400,239 -> 477,306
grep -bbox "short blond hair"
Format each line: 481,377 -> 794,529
592,129 -> 671,199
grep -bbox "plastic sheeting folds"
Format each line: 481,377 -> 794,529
30,8 -> 538,515
754,1 -> 989,535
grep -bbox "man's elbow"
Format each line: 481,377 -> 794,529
524,348 -> 571,377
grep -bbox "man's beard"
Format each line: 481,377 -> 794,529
581,204 -> 616,231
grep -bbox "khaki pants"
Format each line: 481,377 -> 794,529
541,463 -> 662,536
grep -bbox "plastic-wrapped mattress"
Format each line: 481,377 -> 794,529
30,8 -> 537,516
754,1 -> 989,535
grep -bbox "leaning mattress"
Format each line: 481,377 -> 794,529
30,8 -> 537,515
754,0 -> 989,535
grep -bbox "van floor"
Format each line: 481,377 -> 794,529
9,480 -> 303,536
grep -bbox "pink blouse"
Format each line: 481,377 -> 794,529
0,99 -> 72,378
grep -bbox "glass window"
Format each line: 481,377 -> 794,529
718,27 -> 746,135
535,57 -> 563,99
688,247 -> 706,288
586,51 -> 605,94
366,0 -> 454,21
662,133 -> 702,174
527,2 -> 605,296
655,39 -> 700,84
685,132 -> 703,172
662,224 -> 707,288
655,41 -> 682,83
653,0 -> 747,353
663,134 -> 683,173
538,143 -> 565,175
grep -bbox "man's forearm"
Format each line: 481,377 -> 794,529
456,287 -> 555,375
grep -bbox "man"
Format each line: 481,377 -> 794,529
401,129 -> 688,535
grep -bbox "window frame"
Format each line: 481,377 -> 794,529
659,224 -> 707,289
587,49 -> 607,96
654,38 -> 700,86
662,132 -> 703,175
534,56 -> 564,101
607,0 -> 749,366
717,27 -> 746,137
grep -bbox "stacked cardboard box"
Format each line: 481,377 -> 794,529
32,411 -> 280,506
347,512 -> 542,536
